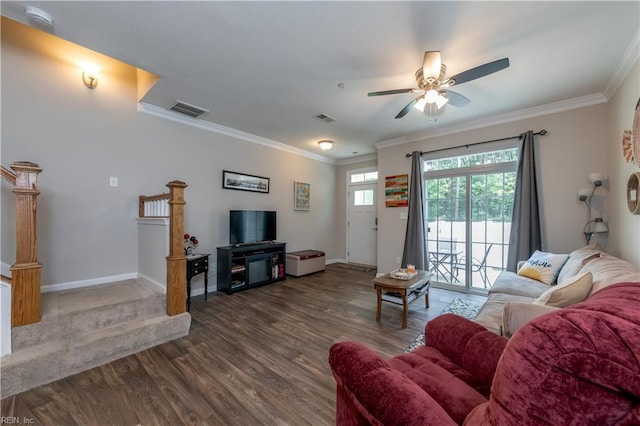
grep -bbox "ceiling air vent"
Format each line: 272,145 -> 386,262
168,101 -> 209,119
313,113 -> 336,123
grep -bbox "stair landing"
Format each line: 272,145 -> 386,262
0,278 -> 191,398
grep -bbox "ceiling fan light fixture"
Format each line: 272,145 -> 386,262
318,140 -> 334,150
368,50 -> 510,120
435,93 -> 449,109
413,96 -> 427,112
425,88 -> 439,103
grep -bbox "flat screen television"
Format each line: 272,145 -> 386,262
229,210 -> 277,245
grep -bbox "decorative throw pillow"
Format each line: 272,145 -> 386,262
533,272 -> 593,307
517,251 -> 569,285
556,245 -> 602,283
502,302 -> 560,338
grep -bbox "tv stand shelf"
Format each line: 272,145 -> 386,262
217,242 -> 286,294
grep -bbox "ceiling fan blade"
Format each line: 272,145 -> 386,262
395,96 -> 420,119
423,51 -> 442,81
449,58 -> 510,86
443,90 -> 470,107
368,88 -> 417,97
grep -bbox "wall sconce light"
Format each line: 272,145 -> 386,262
577,172 -> 608,244
318,140 -> 334,150
82,64 -> 99,89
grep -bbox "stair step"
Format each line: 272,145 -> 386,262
1,277 -> 191,398
12,279 -> 165,351
0,312 -> 191,398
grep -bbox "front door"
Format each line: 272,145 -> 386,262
347,183 -> 377,266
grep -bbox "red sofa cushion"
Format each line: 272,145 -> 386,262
329,314 -> 508,425
329,341 -> 457,426
388,353 -> 486,424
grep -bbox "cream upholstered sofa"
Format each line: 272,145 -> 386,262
473,245 -> 640,336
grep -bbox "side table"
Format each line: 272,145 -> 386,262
186,253 -> 210,311
372,270 -> 432,329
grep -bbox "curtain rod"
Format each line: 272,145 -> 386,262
405,129 -> 548,158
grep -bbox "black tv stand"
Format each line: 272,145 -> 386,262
217,242 -> 286,294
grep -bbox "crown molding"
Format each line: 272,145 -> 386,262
604,28 -> 640,100
335,153 -> 378,166
138,102 -> 335,164
376,93 -> 608,149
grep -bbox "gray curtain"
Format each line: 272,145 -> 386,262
401,151 -> 427,270
507,131 -> 542,271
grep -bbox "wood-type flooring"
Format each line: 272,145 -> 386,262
1,264 -> 486,425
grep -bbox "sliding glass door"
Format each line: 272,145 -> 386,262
424,146 -> 518,292
425,175 -> 467,288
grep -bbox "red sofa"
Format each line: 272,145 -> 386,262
329,282 -> 640,425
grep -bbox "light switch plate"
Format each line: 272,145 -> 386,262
109,177 -> 118,187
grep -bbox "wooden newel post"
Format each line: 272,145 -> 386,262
166,180 -> 187,316
10,161 -> 43,327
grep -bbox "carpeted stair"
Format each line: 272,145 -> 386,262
0,278 -> 191,398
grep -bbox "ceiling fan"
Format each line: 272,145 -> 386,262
368,51 -> 510,119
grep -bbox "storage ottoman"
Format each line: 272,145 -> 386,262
286,250 -> 326,277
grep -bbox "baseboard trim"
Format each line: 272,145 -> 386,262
26,270 -> 212,296
326,258 -> 347,265
41,273 -> 138,293
136,273 -> 166,293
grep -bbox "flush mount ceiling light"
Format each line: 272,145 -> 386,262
318,140 -> 334,150
25,6 -> 54,30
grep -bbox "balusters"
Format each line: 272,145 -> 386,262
138,184 -> 187,316
139,193 -> 170,218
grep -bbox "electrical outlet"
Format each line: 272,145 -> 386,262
395,257 -> 401,264
109,176 -> 118,187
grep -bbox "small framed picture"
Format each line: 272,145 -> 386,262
222,170 -> 270,194
294,181 -> 310,211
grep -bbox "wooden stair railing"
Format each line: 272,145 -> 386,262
139,193 -> 170,218
1,161 -> 43,327
139,181 -> 187,316
166,181 -> 187,316
1,166 -> 17,186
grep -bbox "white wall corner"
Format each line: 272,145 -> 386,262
0,282 -> 11,356
136,217 -> 169,291
1,262 -> 11,278
136,273 -> 166,294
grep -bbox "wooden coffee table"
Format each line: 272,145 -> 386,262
372,270 -> 432,328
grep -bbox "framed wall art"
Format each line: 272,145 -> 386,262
294,181 -> 310,211
385,174 -> 409,207
222,170 -> 270,193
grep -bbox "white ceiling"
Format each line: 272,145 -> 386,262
2,1 -> 639,162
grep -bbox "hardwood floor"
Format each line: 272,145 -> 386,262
1,264 -> 486,425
